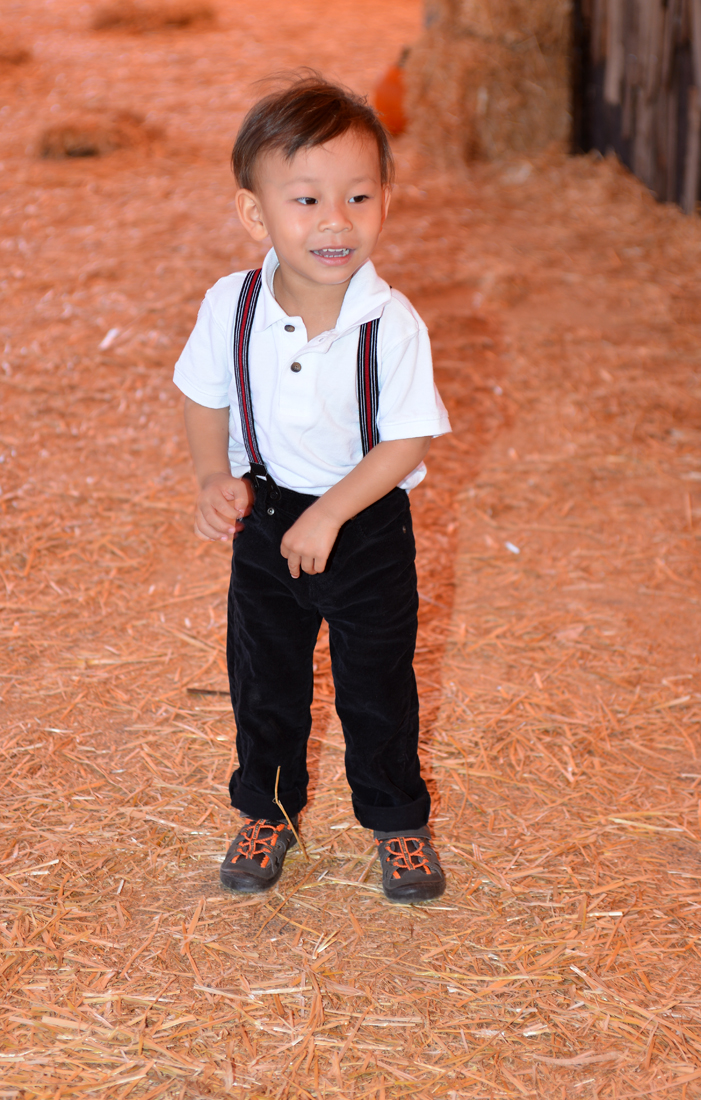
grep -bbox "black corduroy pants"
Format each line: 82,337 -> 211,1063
226,483 -> 430,832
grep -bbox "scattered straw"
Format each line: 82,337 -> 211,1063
1,1 -> 701,1096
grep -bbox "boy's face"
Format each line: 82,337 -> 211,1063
235,130 -> 390,291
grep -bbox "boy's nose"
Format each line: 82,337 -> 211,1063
319,204 -> 352,232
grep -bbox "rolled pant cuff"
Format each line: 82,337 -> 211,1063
230,778 -> 306,823
351,791 -> 431,833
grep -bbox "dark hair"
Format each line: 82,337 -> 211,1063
232,73 -> 395,191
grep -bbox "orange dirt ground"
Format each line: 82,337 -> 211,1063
2,2 -> 701,1098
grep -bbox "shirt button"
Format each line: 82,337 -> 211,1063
290,362 -> 302,373
284,324 -> 295,332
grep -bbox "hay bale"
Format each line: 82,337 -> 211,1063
91,0 -> 216,32
38,111 -> 161,159
405,0 -> 571,165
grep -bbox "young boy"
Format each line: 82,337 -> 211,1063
174,76 -> 451,904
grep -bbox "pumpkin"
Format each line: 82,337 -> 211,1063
373,59 -> 407,137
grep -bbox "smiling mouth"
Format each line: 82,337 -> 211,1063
311,248 -> 352,258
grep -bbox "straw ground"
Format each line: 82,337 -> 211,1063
91,2 -> 216,33
38,110 -> 161,159
1,0 -> 701,1096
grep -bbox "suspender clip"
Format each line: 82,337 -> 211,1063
248,462 -> 281,505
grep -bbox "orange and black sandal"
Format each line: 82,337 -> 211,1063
375,827 -> 446,903
220,817 -> 297,893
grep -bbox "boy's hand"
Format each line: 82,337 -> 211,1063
280,502 -> 340,577
279,437 -> 432,576
195,472 -> 254,542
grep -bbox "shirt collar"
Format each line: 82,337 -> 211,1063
252,247 -> 391,336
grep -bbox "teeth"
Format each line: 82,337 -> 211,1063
314,248 -> 351,257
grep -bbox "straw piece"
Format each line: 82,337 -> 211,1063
273,766 -> 309,863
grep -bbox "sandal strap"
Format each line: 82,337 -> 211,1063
231,819 -> 288,864
377,835 -> 434,877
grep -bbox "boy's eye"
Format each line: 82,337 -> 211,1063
349,194 -> 370,204
296,197 -> 318,206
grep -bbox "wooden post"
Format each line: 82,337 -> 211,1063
634,86 -> 655,186
577,0 -> 700,213
692,0 -> 701,86
683,0 -> 701,213
645,0 -> 665,102
604,0 -> 625,104
682,85 -> 701,212
661,0 -> 680,92
665,81 -> 679,203
591,0 -> 605,65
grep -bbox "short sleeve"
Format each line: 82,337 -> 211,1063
173,293 -> 232,409
376,318 -> 451,442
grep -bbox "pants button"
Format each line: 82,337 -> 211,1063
267,507 -> 275,515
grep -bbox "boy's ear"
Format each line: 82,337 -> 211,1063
235,189 -> 269,242
381,185 -> 392,228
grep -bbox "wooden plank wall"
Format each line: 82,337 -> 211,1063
572,0 -> 701,213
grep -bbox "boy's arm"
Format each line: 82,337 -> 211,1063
281,436 -> 430,578
183,397 -> 254,541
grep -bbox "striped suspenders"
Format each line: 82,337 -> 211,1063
232,269 -> 269,487
232,268 -> 381,501
356,314 -> 381,455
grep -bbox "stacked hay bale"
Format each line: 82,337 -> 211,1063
404,0 -> 572,165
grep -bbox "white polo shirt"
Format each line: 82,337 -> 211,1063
173,248 -> 451,495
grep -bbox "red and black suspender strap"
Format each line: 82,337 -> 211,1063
356,316 -> 381,456
232,269 -> 381,493
233,268 -> 265,475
